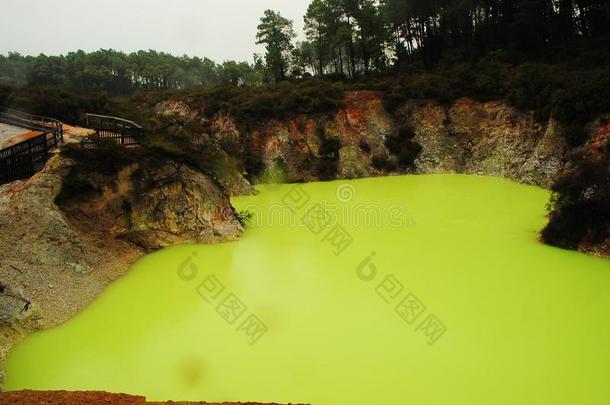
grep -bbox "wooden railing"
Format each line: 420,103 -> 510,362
0,108 -> 64,185
0,108 -> 64,143
86,113 -> 143,146
0,111 -> 142,185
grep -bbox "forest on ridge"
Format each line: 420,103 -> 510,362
1,0 -> 609,95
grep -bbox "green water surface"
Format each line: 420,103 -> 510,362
4,175 -> 610,404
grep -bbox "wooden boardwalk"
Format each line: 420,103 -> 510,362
0,110 -> 144,185
0,123 -> 37,146
0,108 -> 64,185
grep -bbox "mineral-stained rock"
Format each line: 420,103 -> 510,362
163,92 -> 569,188
404,98 -> 567,188
120,160 -> 243,250
59,158 -> 243,252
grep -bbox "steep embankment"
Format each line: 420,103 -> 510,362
159,91 -> 568,188
405,98 -> 566,188
0,129 -> 242,385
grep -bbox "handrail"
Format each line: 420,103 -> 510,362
0,112 -> 47,132
0,107 -> 64,140
85,113 -> 143,146
1,109 -> 142,185
1,107 -> 63,126
85,113 -> 143,129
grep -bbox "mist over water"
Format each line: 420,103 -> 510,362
5,175 -> 610,404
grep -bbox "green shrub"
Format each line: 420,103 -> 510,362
189,79 -> 345,125
316,136 -> 341,181
236,210 -> 255,227
0,84 -> 12,105
542,147 -> 610,250
3,85 -> 112,124
371,154 -> 396,171
385,122 -> 421,169
359,140 -> 371,153
507,63 -> 562,120
397,143 -> 423,167
383,73 -> 451,113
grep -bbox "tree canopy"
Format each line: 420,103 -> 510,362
256,10 -> 297,82
293,0 -> 610,78
0,49 -> 265,96
1,0 -> 608,90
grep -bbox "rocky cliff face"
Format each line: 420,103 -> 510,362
0,148 -> 242,383
60,159 -> 242,251
251,91 -> 394,182
405,98 -> 566,188
158,91 -> 608,257
162,91 -> 567,189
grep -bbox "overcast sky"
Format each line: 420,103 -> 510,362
0,0 -> 310,63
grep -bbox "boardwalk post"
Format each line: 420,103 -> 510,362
27,139 -> 34,175
43,134 -> 48,159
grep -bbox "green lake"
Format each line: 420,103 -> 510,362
4,174 -> 610,404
